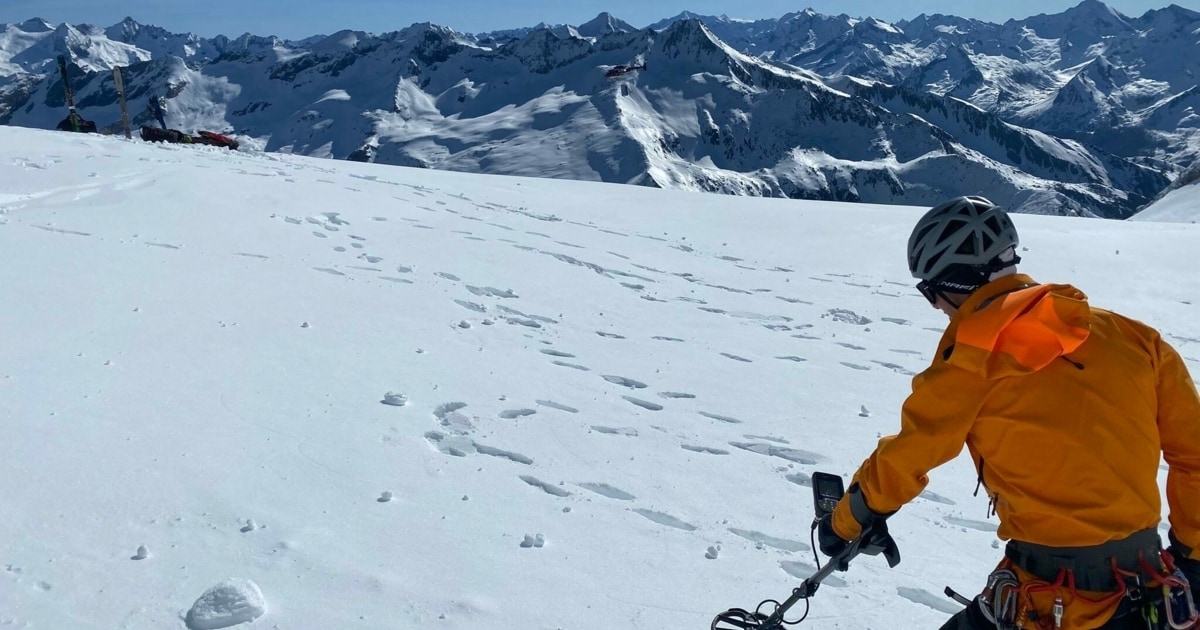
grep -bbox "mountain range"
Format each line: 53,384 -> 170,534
2,1 -> 1198,218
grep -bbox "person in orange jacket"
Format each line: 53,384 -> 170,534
816,196 -> 1200,629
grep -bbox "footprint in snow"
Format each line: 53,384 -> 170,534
776,356 -> 807,362
603,375 -> 647,389
475,442 -> 533,465
785,472 -> 812,487
433,402 -> 472,434
455,300 -> 487,313
840,362 -> 872,371
435,272 -> 460,281
699,412 -> 741,424
730,442 -> 823,465
536,400 -> 578,413
652,336 -> 685,342
497,306 -> 556,325
591,426 -> 638,436
467,286 -> 518,299
745,434 -> 789,444
632,509 -> 697,531
658,392 -> 695,399
424,431 -> 476,457
311,231 -> 328,239
882,317 -> 911,325
898,587 -> 962,614
379,277 -> 414,284
622,396 -> 663,411
720,353 -> 752,363
539,349 -> 575,358
943,516 -> 998,532
870,360 -> 915,375
597,332 -> 627,340
313,267 -> 345,276
836,343 -> 866,351
682,445 -> 729,455
728,528 -> 810,552
824,309 -> 872,325
520,475 -> 570,497
500,409 -> 536,419
890,348 -> 923,356
552,361 -> 590,371
577,482 -> 636,501
919,490 -> 956,506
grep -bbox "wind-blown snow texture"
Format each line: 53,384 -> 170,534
2,126 -> 1198,629
1,3 -> 1196,218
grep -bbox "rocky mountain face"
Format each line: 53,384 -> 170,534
2,2 -> 1195,218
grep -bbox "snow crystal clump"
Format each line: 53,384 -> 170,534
185,578 -> 267,629
823,309 -> 872,325
380,392 -> 409,407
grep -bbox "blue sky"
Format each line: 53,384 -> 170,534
3,0 -> 1195,38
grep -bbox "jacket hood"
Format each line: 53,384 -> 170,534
945,274 -> 1091,379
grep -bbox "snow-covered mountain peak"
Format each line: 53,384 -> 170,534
1024,0 -> 1134,38
577,12 -> 636,38
103,17 -> 169,42
501,26 -> 593,74
14,17 -> 53,33
308,30 -> 371,53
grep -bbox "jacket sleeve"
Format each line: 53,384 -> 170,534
1155,332 -> 1200,561
832,359 -> 982,540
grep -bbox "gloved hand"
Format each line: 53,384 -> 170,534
1168,530 -> 1199,599
817,514 -> 849,558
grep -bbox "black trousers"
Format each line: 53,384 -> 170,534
937,596 -> 1157,630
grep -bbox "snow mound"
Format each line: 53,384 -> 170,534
185,578 -> 267,629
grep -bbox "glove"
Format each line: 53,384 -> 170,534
818,483 -> 902,569
1168,531 -> 1199,600
817,514 -> 849,558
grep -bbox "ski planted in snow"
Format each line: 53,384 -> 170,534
112,66 -> 132,139
56,55 -> 82,132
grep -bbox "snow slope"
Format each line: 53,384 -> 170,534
1132,163 -> 1200,223
1,126 -> 1198,629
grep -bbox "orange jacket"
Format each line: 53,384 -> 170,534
832,273 -> 1200,562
